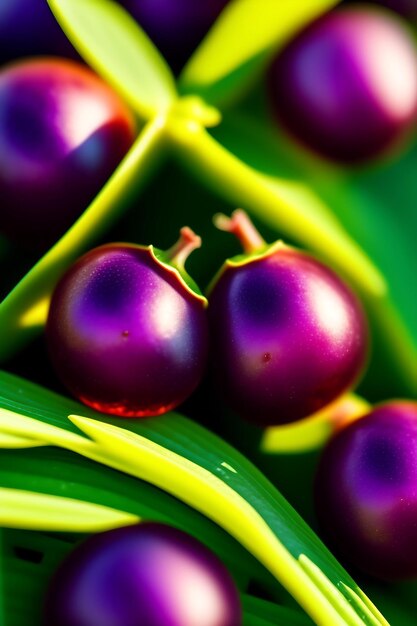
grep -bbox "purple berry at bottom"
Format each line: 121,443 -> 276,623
46,230 -> 208,417
268,6 -> 417,163
44,522 -> 242,626
208,210 -> 368,426
315,401 -> 417,580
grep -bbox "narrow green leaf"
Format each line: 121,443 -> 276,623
180,0 -> 338,106
0,372 -> 388,626
48,0 -> 177,118
0,118 -> 167,363
0,446 -> 260,588
0,487 -> 139,531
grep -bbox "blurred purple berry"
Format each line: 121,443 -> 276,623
0,58 -> 135,248
315,401 -> 417,580
46,230 -> 208,417
268,7 -> 417,163
44,522 -> 242,626
208,210 -> 368,426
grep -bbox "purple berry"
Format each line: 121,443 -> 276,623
0,0 -> 77,63
268,7 -> 417,163
126,0 -> 229,72
44,522 -> 242,626
315,401 -> 417,580
208,210 -> 368,426
46,229 -> 208,417
0,58 -> 135,248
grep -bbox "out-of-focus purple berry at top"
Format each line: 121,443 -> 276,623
268,6 -> 417,164
208,210 -> 368,426
46,230 -> 208,417
315,401 -> 417,580
0,58 -> 136,248
0,0 -> 77,64
44,522 -> 242,626
125,0 -> 229,72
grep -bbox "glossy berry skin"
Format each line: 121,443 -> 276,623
46,242 -> 208,416
315,402 -> 417,580
0,0 -> 77,64
126,0 -> 228,72
209,245 -> 368,426
268,7 -> 417,163
0,59 -> 135,247
44,523 -> 242,626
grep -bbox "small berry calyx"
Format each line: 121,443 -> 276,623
315,401 -> 417,580
208,210 -> 368,426
46,229 -> 208,417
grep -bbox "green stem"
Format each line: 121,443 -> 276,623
0,116 -> 167,363
168,121 -> 385,296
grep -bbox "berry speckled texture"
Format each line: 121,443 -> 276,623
46,243 -> 208,416
0,0 -> 77,63
315,402 -> 417,580
0,59 -> 135,247
126,0 -> 228,72
209,246 -> 368,425
44,523 -> 242,626
268,6 -> 417,163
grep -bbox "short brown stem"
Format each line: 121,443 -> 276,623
214,209 -> 266,253
165,226 -> 202,269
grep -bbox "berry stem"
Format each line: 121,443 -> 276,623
214,209 -> 266,253
165,227 -> 201,269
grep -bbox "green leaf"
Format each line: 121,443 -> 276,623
0,371 -> 388,626
0,117 -> 167,363
180,0 -> 338,106
242,595 -> 314,626
0,487 -> 139,532
48,0 -> 177,118
0,446 -> 260,590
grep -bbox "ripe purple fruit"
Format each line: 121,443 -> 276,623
208,210 -> 368,426
268,6 -> 417,163
0,0 -> 77,64
126,0 -> 229,72
315,401 -> 417,580
44,522 -> 242,626
0,58 -> 135,248
46,229 -> 208,417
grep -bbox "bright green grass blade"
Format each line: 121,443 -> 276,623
0,117 -> 166,363
0,487 -> 139,531
48,0 -> 176,118
0,372 -> 388,626
168,118 -> 385,297
180,0 -> 338,106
